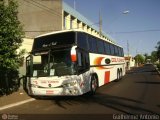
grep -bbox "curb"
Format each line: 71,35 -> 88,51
0,98 -> 35,111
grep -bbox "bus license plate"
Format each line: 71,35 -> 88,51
46,90 -> 54,95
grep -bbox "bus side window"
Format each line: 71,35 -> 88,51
118,47 -> 121,57
78,52 -> 82,67
77,50 -> 89,73
104,42 -> 111,55
115,46 -> 119,56
110,44 -> 115,55
121,48 -> 124,57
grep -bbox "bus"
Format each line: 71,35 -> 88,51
23,29 -> 125,97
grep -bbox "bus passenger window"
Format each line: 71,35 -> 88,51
77,50 -> 89,73
78,52 -> 82,67
110,44 -> 115,55
104,42 -> 111,55
114,46 -> 119,56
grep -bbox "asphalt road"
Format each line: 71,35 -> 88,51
1,64 -> 160,119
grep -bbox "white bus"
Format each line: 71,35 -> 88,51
23,30 -> 125,97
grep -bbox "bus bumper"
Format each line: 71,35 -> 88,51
28,87 -> 82,96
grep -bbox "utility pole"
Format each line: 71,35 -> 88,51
127,40 -> 130,70
74,0 -> 76,10
136,49 -> 139,67
99,9 -> 102,37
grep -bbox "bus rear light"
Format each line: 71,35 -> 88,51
71,54 -> 77,62
71,46 -> 77,62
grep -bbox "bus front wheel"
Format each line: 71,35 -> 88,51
90,75 -> 98,95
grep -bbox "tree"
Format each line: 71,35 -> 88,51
0,0 -> 24,94
135,54 -> 145,65
151,51 -> 158,63
156,41 -> 160,61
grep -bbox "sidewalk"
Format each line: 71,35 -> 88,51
0,88 -> 32,108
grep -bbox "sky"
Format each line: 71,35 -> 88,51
63,0 -> 160,56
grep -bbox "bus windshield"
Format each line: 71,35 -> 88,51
32,49 -> 76,77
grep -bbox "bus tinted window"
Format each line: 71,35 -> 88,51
118,47 -> 121,56
33,32 -> 75,51
88,36 -> 94,52
97,40 -> 105,54
88,36 -> 97,53
110,44 -> 115,55
92,37 -> 97,53
104,42 -> 111,55
121,48 -> 124,57
114,46 -> 119,56
77,32 -> 88,50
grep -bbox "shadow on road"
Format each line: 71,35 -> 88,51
35,65 -> 160,114
127,69 -> 158,75
127,65 -> 159,76
135,81 -> 160,85
39,92 -> 159,114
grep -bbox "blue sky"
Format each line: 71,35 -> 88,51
63,0 -> 160,56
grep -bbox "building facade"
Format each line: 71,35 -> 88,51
18,0 -> 113,40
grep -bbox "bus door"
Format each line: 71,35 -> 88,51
76,49 -> 90,90
23,55 -> 32,94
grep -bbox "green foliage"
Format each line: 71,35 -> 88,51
151,51 -> 158,63
156,64 -> 160,71
0,0 -> 24,70
135,54 -> 145,64
156,41 -> 160,60
0,0 -> 24,94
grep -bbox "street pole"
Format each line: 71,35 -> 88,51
99,9 -> 102,37
127,40 -> 130,70
74,0 -> 76,10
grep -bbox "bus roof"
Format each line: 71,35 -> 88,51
35,29 -> 122,48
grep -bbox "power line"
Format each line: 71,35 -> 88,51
23,0 -> 100,31
23,0 -> 60,17
29,0 -> 63,18
23,0 -> 79,25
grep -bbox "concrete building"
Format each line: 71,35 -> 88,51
124,55 -> 135,70
18,0 -> 114,76
18,0 -> 114,39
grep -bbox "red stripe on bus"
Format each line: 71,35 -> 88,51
104,71 -> 110,84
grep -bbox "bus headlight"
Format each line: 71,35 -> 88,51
63,81 -> 77,87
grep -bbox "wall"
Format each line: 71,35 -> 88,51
18,0 -> 63,38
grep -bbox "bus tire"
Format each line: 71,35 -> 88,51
116,69 -> 120,81
89,75 -> 98,95
120,68 -> 123,80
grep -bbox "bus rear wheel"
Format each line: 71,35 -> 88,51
90,75 -> 98,95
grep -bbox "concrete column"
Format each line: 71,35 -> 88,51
65,14 -> 71,30
72,18 -> 77,29
84,24 -> 87,32
79,22 -> 83,30
88,27 -> 91,34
